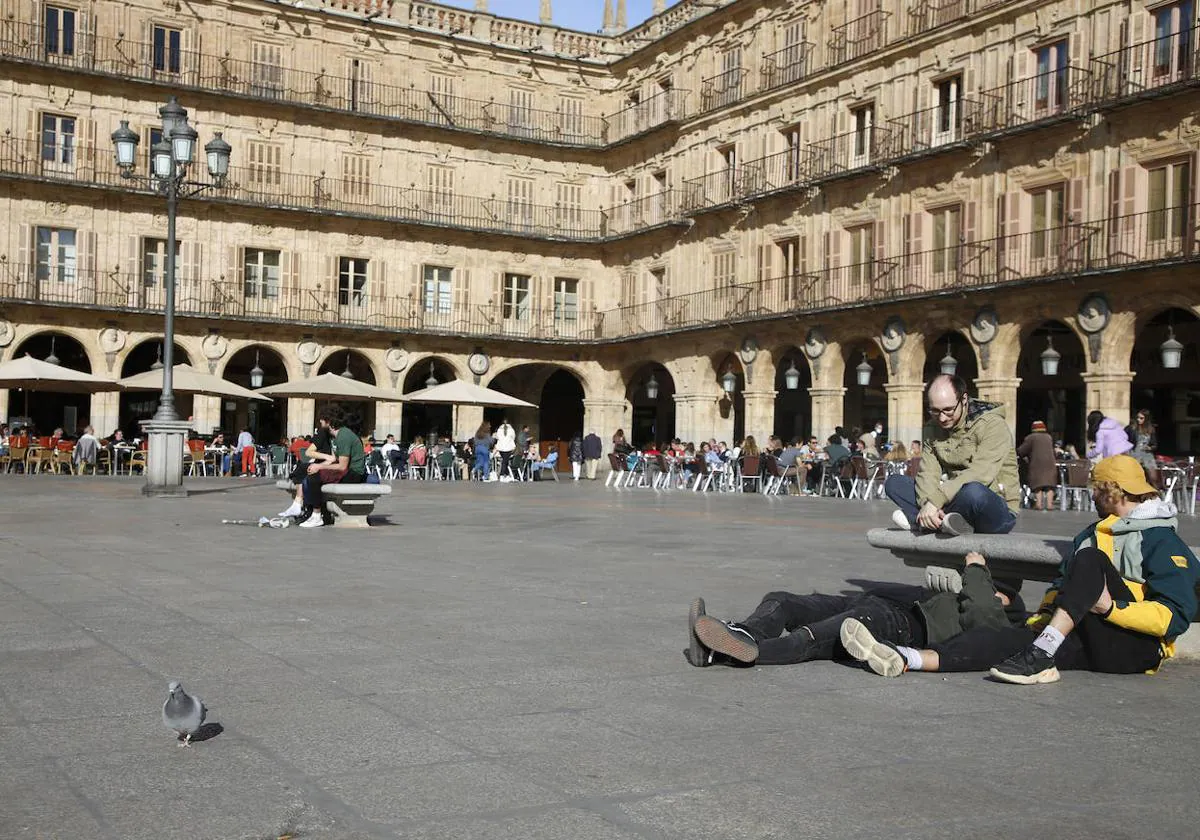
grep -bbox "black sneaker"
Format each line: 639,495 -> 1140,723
693,616 -> 759,664
683,597 -> 711,667
989,645 -> 1060,684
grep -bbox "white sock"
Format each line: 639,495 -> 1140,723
895,645 -> 924,671
1033,626 -> 1065,656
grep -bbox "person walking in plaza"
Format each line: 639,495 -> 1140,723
299,407 -> 367,528
235,426 -> 256,478
844,456 -> 1198,684
1086,410 -> 1133,461
685,551 -> 1024,668
582,430 -> 603,480
1125,408 -> 1160,487
1017,420 -> 1058,511
568,432 -> 585,481
885,374 -> 1020,536
494,418 -> 518,482
472,422 -> 494,480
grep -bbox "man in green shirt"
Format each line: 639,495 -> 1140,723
299,406 -> 367,528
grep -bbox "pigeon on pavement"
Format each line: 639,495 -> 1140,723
162,681 -> 207,747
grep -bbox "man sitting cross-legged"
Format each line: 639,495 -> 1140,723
686,554 -> 1024,668
843,455 -> 1199,684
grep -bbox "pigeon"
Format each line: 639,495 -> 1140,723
162,681 -> 207,747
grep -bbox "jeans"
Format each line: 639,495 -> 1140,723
885,475 -> 1016,534
736,591 -> 925,666
474,448 -> 490,477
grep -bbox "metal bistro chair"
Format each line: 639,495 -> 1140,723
739,455 -> 763,493
434,449 -> 458,481
604,453 -> 627,487
1061,460 -> 1093,512
818,458 -> 847,498
692,456 -> 714,492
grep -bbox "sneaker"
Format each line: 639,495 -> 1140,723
683,597 -> 711,667
693,616 -> 759,664
299,515 -> 325,528
891,509 -> 912,531
925,565 -> 963,594
989,645 -> 1060,684
278,503 -> 302,518
839,618 -> 907,677
940,512 -> 975,536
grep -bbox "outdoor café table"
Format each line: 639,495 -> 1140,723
109,445 -> 135,476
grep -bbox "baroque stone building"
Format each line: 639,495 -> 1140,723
0,0 -> 1197,452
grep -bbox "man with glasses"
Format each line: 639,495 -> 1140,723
884,374 -> 1019,536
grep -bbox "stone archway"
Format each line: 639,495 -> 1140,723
487,364 -> 587,463
923,331 -> 978,389
319,349 -> 378,436
403,356 -> 458,442
713,352 -> 746,444
119,339 -> 193,436
1130,307 -> 1200,455
1017,321 -> 1086,452
842,341 -> 886,442
10,331 -> 93,435
222,344 -> 288,442
625,362 -> 676,448
772,346 -> 813,443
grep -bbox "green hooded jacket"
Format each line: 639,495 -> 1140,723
918,564 -> 1016,644
915,398 -> 1021,515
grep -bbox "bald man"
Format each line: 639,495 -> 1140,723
884,374 -> 1020,536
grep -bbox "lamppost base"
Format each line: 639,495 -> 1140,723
139,418 -> 192,498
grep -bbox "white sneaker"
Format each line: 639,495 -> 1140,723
891,509 -> 912,531
299,515 -> 325,528
279,503 -> 302,518
500,476 -> 513,483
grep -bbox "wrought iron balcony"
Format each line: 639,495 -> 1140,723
602,88 -> 691,143
807,126 -> 894,181
1090,30 -> 1200,106
761,42 -> 815,92
828,11 -> 890,67
885,99 -> 979,162
0,136 -> 688,242
907,0 -> 969,37
700,66 -> 749,112
0,20 -> 680,149
963,66 -> 1095,139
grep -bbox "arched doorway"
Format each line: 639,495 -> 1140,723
403,357 -> 455,442
1131,308 -> 1200,455
318,350 -> 377,436
843,343 -> 886,441
119,340 -> 192,436
923,331 -> 978,388
1017,321 -> 1085,451
773,348 -> 812,443
715,353 -> 745,444
626,362 -> 675,447
222,345 -> 288,443
9,332 -> 93,435
487,365 -> 586,466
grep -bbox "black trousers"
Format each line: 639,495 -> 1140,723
303,470 -> 366,513
737,591 -> 926,666
931,548 -> 1164,674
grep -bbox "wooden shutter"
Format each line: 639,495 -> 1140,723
906,212 -> 924,254
75,117 -> 96,178
1119,166 -> 1140,217
824,229 -> 842,270
1068,178 -> 1085,222
492,271 -> 504,309
226,246 -> 242,304
873,220 -> 886,263
409,263 -> 422,314
124,235 -> 140,303
455,268 -> 469,317
1001,192 -> 1023,237
962,201 -> 977,242
280,251 -> 299,312
368,258 -> 385,321
79,231 -> 97,297
326,255 -> 339,315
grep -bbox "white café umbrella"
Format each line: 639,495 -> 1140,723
0,353 -> 123,419
255,372 -> 400,402
400,379 -> 536,409
118,363 -> 270,401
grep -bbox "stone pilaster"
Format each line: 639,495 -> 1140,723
90,391 -> 120,437
807,387 -> 846,443
456,405 -> 483,442
374,400 -> 404,439
741,389 -> 777,443
192,395 -> 221,437
674,392 -> 720,443
583,398 -> 628,439
0,390 -> 8,423
883,382 -> 925,448
286,397 -> 315,438
1081,371 -> 1135,427
973,377 -> 1022,438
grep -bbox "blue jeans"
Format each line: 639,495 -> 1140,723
885,475 -> 1016,534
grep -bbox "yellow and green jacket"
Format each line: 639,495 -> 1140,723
1039,499 -> 1199,660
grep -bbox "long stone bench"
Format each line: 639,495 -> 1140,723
276,479 -> 391,528
867,526 -> 1200,658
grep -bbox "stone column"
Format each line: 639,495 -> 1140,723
583,398 -> 627,439
286,397 -> 315,438
807,387 -> 846,443
374,401 -> 404,439
741,389 -> 777,443
883,382 -> 925,448
1081,371 -> 1135,427
90,391 -> 120,438
456,404 -> 483,442
192,395 -> 222,436
140,418 -> 191,497
674,393 -> 721,443
974,377 -> 1022,438
0,389 -> 8,422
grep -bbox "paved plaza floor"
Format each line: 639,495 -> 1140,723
1,476 -> 1197,840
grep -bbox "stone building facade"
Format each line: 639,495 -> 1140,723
0,0 -> 1197,452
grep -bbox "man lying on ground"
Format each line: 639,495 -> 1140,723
685,554 -> 1024,667
842,455 -> 1199,684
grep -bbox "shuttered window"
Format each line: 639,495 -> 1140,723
141,238 -> 182,287
507,177 -> 534,225
152,26 -> 182,74
555,182 -> 583,229
848,224 -> 874,286
559,96 -> 584,137
243,248 -> 281,299
509,88 -> 534,132
503,273 -> 532,320
713,249 -> 737,296
931,205 -> 961,273
553,277 -> 579,327
338,257 -> 368,307
246,141 -> 282,187
1147,159 -> 1192,241
250,41 -> 283,98
40,113 -> 75,170
44,6 -> 76,58
1030,184 -> 1065,258
35,226 -> 76,282
422,265 -> 453,314
341,154 -> 371,201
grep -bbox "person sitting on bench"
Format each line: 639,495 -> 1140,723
300,406 -> 366,529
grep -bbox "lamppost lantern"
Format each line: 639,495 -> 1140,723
204,132 -> 232,182
855,352 -> 873,387
151,343 -> 164,371
425,362 -> 439,388
45,336 -> 60,367
646,372 -> 660,400
783,359 -> 801,391
249,350 -> 265,389
1040,335 -> 1061,376
1160,325 -> 1184,369
341,353 -> 355,380
170,121 -> 198,168
721,367 -> 738,394
939,340 -> 958,376
151,138 -> 174,181
158,96 -> 188,139
111,120 -> 139,172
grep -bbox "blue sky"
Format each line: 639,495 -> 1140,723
439,0 -> 666,33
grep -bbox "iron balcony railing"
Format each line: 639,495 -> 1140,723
1090,29 -> 1200,105
761,42 -> 816,92
1,207 -> 1195,342
964,65 -> 1095,138
700,66 -> 749,112
885,98 -> 979,161
0,19 -> 682,149
807,125 -> 894,180
603,88 -> 691,142
908,0 -> 970,37
0,135 -> 689,242
829,11 -> 890,67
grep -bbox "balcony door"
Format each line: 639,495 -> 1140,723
932,75 -> 962,146
40,113 -> 75,175
1153,1 -> 1196,83
1033,40 -> 1069,116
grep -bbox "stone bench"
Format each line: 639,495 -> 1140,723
276,479 -> 391,528
867,526 -> 1200,658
